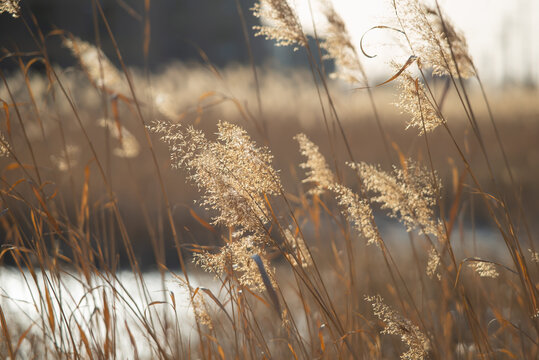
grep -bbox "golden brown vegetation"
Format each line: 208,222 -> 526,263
0,0 -> 538,359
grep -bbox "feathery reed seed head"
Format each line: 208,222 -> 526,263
154,92 -> 179,121
366,295 -> 430,360
284,229 -> 312,268
468,261 -> 499,278
194,235 -> 276,292
395,69 -> 444,134
98,118 -> 140,158
529,249 -> 539,263
63,36 -> 123,91
252,0 -> 306,49
426,247 -> 441,280
190,290 -> 213,329
424,6 -> 474,78
175,280 -> 214,329
0,0 -> 20,17
50,145 -> 80,172
0,131 -> 11,157
151,120 -> 281,236
148,119 -> 187,170
330,183 -> 381,247
295,133 -> 335,195
320,1 -> 367,84
393,0 -> 474,78
351,160 -> 440,236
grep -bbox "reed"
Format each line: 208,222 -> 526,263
0,0 -> 537,359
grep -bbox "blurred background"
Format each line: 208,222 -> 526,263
0,0 -> 288,70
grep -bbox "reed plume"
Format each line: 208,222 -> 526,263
152,119 -> 280,291
395,69 -> 443,134
426,247 -> 441,280
0,131 -> 11,157
394,0 -> 474,78
251,0 -> 306,49
150,120 -> 281,236
296,133 -> 381,245
154,92 -> 179,121
50,144 -> 80,171
366,295 -> 430,360
63,36 -> 123,92
194,235 -> 275,292
319,1 -> 367,84
350,160 -> 440,236
190,290 -> 213,329
284,228 -> 312,268
0,0 -> 20,17
98,118 -> 140,158
295,133 -> 335,195
529,250 -> 539,263
331,183 -> 381,247
468,261 -> 499,279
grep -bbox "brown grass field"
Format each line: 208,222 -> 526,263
0,0 -> 538,359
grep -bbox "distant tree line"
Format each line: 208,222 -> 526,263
0,0 -> 277,70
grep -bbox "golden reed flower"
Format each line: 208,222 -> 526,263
63,36 -> 123,92
426,247 -> 441,280
366,295 -> 430,360
284,228 -> 313,268
468,261 -> 499,279
296,133 -> 381,246
98,118 -> 140,158
351,160 -> 440,236
0,0 -> 20,17
295,133 -> 335,195
150,120 -> 281,236
251,0 -> 306,49
175,278 -> 214,329
50,145 -> 80,172
0,131 -> 11,157
393,0 -> 474,78
395,70 -> 444,134
330,183 -> 381,247
529,249 -> 539,263
152,120 -> 280,291
193,235 -> 276,292
319,1 -> 367,85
